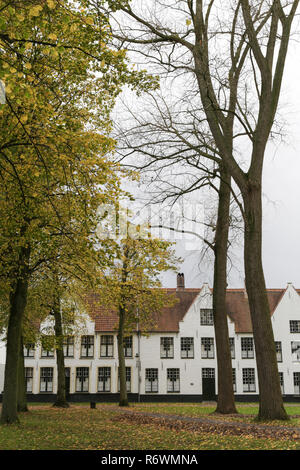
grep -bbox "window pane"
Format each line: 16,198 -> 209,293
160,337 -> 174,358
201,338 -> 214,358
145,369 -> 158,393
167,369 -> 180,392
200,309 -> 214,325
98,367 -> 111,392
291,342 -> 300,361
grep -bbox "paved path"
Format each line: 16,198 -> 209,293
102,404 -> 300,440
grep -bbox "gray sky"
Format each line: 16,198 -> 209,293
112,3 -> 300,291
162,41 -> 300,290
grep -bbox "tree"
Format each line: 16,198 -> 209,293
51,275 -> 69,408
105,0 -> 299,420
17,335 -> 28,412
0,0 -> 158,424
94,220 -> 179,406
115,91 -> 241,414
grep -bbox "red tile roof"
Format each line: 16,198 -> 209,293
85,289 -> 199,333
225,289 -> 286,333
85,287 -> 297,334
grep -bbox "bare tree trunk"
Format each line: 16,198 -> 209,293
1,243 -> 30,424
243,183 -> 287,420
213,167 -> 237,414
53,298 -> 69,408
118,306 -> 129,407
17,335 -> 28,412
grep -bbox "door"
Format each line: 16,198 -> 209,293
202,368 -> 216,400
202,378 -> 216,400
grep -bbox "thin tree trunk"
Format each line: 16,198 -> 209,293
243,183 -> 287,420
1,244 -> 30,424
213,167 -> 237,414
17,335 -> 28,412
118,306 -> 129,407
53,297 -> 69,408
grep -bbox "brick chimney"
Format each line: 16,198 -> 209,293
177,273 -> 185,291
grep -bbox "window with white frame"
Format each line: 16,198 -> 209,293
24,343 -> 35,358
241,337 -> 254,359
40,367 -> 53,392
200,309 -> 214,325
167,368 -> 180,392
63,336 -> 74,357
76,367 -> 89,392
160,337 -> 174,358
291,342 -> 300,361
145,368 -> 158,393
98,367 -> 111,392
181,337 -> 194,358
201,338 -> 214,359
290,320 -> 300,333
25,367 -> 33,393
100,335 -> 114,357
80,335 -> 94,358
229,338 -> 235,359
118,367 -> 131,392
232,368 -> 236,392
279,372 -> 284,395
275,341 -> 282,362
242,368 -> 256,392
123,336 -> 132,358
294,372 -> 300,395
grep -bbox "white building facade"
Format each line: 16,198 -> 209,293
1,276 -> 300,402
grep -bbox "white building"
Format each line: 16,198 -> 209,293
1,274 -> 300,402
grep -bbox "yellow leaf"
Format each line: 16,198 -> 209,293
48,33 -> 57,41
47,0 -> 56,9
186,18 -> 191,26
24,63 -> 32,69
29,5 -> 43,17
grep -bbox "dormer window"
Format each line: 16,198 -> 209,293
200,309 -> 214,325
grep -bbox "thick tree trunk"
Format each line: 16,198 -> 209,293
243,183 -> 287,420
213,168 -> 237,414
118,306 -> 129,407
53,299 -> 69,408
1,244 -> 30,424
17,336 -> 28,412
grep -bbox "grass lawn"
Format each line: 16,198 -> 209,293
0,403 -> 300,450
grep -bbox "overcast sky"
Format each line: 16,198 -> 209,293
159,40 -> 300,290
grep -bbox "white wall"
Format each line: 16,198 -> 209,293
2,283 -> 300,397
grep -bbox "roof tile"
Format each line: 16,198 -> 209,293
85,287 -> 291,334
